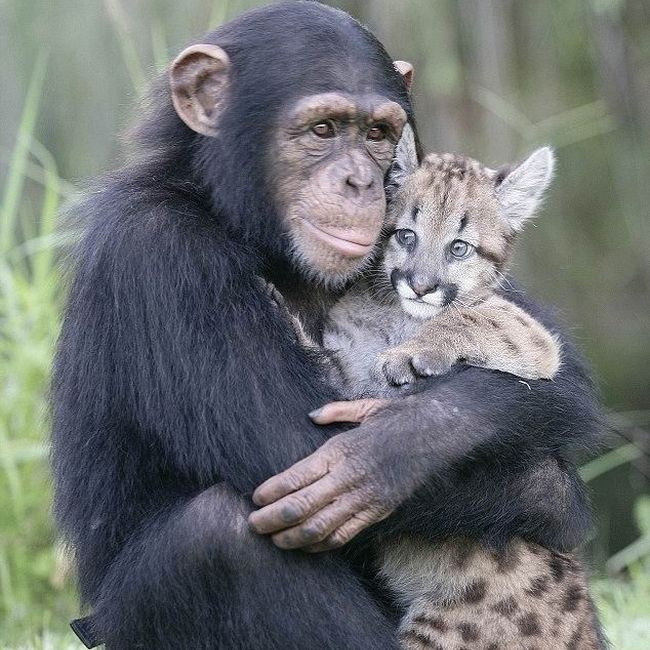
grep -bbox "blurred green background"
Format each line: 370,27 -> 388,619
0,0 -> 649,648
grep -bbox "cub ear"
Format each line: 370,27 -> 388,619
495,147 -> 555,231
170,44 -> 231,137
387,123 -> 419,194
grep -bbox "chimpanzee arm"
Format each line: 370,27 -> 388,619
371,289 -> 601,549
371,454 -> 592,553
249,289 -> 602,552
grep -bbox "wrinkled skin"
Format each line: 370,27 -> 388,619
172,45 -> 407,285
249,399 -> 391,551
272,92 -> 407,283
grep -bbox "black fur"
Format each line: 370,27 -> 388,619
51,3 -> 603,648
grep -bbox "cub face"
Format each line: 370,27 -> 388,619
383,127 -> 555,320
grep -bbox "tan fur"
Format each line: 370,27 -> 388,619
373,459 -> 603,649
322,145 -> 561,394
376,146 -> 560,384
383,538 -> 602,650
384,152 -> 514,285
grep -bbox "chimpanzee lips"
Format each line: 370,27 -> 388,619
300,218 -> 377,257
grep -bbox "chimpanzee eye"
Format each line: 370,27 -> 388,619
449,239 -> 473,259
312,120 -> 336,138
367,124 -> 388,141
394,229 -> 417,249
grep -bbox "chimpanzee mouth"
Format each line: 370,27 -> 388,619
300,218 -> 377,258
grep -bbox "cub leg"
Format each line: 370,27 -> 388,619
379,295 -> 561,385
395,540 -> 604,650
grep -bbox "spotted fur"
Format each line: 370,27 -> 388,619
385,538 -> 603,650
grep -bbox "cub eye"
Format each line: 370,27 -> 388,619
367,124 -> 388,141
394,229 -> 417,249
312,120 -> 336,138
449,239 -> 473,259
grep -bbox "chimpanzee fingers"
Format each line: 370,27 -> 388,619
252,451 -> 329,507
248,474 -> 344,535
270,497 -> 362,549
309,399 -> 389,425
304,508 -> 388,552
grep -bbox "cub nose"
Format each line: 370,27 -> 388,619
409,275 -> 438,297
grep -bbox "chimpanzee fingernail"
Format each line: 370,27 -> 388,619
309,408 -> 323,420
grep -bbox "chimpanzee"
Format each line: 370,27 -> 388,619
52,3 -> 602,649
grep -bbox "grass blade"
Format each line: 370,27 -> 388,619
0,51 -> 47,252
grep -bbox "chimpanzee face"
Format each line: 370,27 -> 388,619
169,43 -> 412,286
271,92 -> 407,285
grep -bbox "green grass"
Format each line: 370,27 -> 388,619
1,37 -> 649,650
594,563 -> 650,648
0,55 -> 77,645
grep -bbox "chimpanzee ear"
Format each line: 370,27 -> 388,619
170,44 -> 231,137
386,123 -> 419,195
393,60 -> 414,93
495,147 -> 555,231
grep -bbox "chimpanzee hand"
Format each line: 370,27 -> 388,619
248,399 -> 423,552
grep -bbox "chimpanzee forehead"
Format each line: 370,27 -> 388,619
287,93 -> 407,128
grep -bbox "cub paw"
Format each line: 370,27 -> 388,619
378,351 -> 417,386
410,351 -> 455,377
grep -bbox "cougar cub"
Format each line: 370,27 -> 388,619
319,129 -> 602,649
322,125 -> 561,398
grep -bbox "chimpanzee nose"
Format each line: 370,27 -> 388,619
409,275 -> 438,297
345,172 -> 374,192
